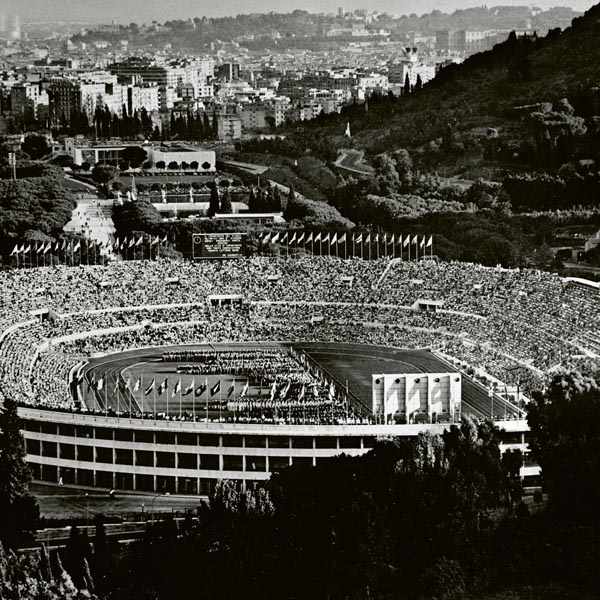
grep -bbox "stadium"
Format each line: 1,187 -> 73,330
5,253 -> 598,495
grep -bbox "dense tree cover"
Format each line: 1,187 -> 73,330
21,134 -> 51,160
0,174 -> 75,255
112,199 -> 163,236
528,371 -> 600,525
120,146 -> 147,169
54,418 -> 522,600
284,190 -> 354,229
0,541 -> 96,600
0,399 -> 39,549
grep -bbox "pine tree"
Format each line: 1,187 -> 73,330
208,182 -> 220,217
404,73 -> 411,96
220,189 -> 233,214
415,74 -> 423,91
0,398 -> 39,548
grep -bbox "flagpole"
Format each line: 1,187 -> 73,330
205,378 -> 208,422
116,374 -> 120,415
141,375 -> 144,419
179,379 -> 182,418
153,383 -> 156,422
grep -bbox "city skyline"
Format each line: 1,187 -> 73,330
5,0 -> 597,24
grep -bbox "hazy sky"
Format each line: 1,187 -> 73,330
6,0 -> 597,24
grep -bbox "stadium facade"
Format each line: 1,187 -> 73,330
19,407 -> 533,495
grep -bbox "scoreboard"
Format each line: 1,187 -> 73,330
192,233 -> 247,260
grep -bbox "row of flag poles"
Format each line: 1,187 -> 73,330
85,371 -> 342,421
9,234 -> 172,267
10,239 -> 90,268
260,232 -> 434,260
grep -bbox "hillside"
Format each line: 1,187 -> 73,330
289,3 -> 600,174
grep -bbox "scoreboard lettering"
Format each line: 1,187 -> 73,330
192,233 -> 247,260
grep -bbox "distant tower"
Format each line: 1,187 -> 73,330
0,15 -> 7,33
345,122 -> 351,137
338,7 -> 345,17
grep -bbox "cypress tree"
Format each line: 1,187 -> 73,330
208,182 -> 220,217
0,398 -> 39,548
220,189 -> 233,214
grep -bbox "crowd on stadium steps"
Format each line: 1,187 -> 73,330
3,256 -> 600,413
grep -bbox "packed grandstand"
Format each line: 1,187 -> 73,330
1,255 -> 600,421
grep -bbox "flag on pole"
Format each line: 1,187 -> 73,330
172,378 -> 181,398
338,233 -> 346,243
227,381 -> 235,398
73,241 -> 81,252
195,381 -> 207,397
96,375 -> 105,391
426,235 -> 433,248
144,378 -> 155,396
297,232 -> 305,244
298,385 -> 305,401
156,378 -> 168,397
412,235 -> 418,245
136,236 -> 143,247
328,381 -> 336,401
262,232 -> 271,244
240,381 -> 249,397
210,381 -> 221,397
289,232 -> 297,244
355,233 -> 362,244
10,244 -> 18,256
269,380 -> 277,401
271,232 -> 280,244
365,233 -> 371,244
330,232 -> 337,245
128,237 -> 136,248
133,378 -> 141,392
314,232 -> 321,243
419,236 -> 425,249
281,380 -> 291,399
305,232 -> 313,243
151,236 -> 160,246
279,232 -> 288,243
182,379 -> 194,396
113,237 -> 120,250
403,236 -> 410,247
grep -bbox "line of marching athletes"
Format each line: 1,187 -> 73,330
83,363 -> 346,423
